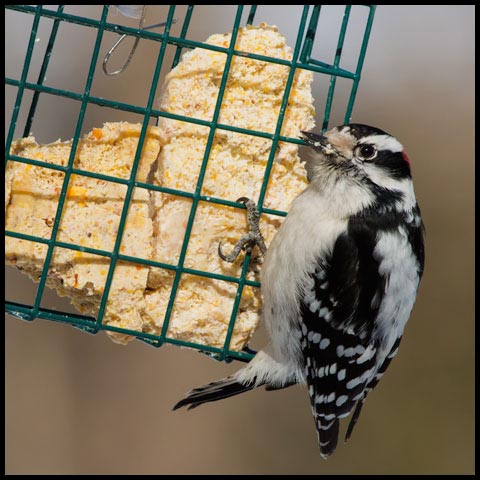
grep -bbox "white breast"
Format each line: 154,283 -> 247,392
261,187 -> 348,367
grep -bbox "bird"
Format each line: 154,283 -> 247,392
173,123 -> 425,458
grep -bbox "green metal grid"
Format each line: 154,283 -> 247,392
5,5 -> 376,363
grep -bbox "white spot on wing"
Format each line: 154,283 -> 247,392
337,369 -> 346,381
309,300 -> 321,313
355,345 -> 366,355
346,367 -> 376,389
343,347 -> 356,358
312,333 -> 321,344
346,377 -> 362,390
336,395 -> 348,407
342,345 -> 366,357
319,338 -> 330,349
319,307 -> 330,318
356,345 -> 376,364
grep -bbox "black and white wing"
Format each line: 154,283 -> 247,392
299,212 -> 424,458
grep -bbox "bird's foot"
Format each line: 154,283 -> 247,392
218,197 -> 267,264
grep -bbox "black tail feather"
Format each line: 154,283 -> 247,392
318,418 -> 340,458
173,376 -> 257,411
345,399 -> 365,442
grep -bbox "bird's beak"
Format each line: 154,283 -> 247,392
300,131 -> 330,149
300,131 -> 343,159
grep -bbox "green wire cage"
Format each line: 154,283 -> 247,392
5,5 -> 376,363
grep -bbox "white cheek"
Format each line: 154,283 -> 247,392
361,164 -> 417,211
362,163 -> 392,184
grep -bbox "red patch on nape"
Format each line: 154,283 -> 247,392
401,150 -> 411,167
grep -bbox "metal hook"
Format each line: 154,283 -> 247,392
103,6 -> 177,76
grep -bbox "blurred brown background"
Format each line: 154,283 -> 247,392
5,5 -> 474,474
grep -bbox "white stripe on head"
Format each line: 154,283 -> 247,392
359,134 -> 403,153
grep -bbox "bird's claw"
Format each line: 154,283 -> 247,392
218,197 -> 267,264
218,240 -> 244,263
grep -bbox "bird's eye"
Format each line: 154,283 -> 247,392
356,144 -> 377,161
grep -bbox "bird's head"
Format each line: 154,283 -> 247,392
301,124 -> 412,183
300,124 -> 416,214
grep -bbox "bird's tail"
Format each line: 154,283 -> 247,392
317,418 -> 340,458
173,376 -> 258,411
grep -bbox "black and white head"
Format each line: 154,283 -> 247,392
301,124 -> 417,215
